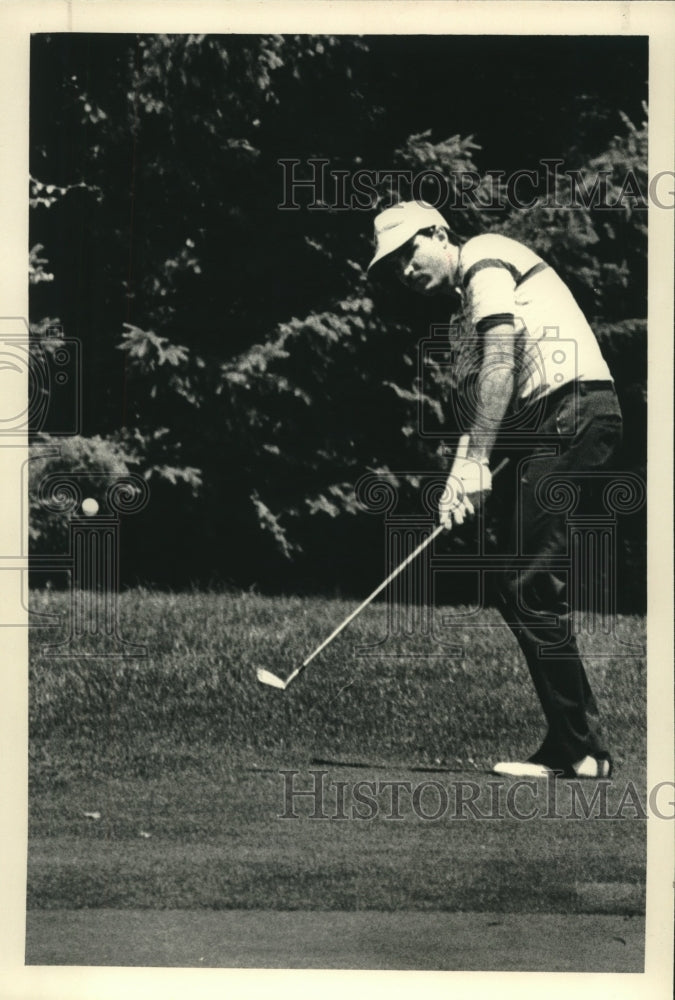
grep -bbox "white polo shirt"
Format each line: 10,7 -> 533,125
455,233 -> 612,402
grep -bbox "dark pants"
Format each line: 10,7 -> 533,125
493,382 -> 623,766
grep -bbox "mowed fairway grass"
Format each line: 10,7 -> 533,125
28,589 -> 647,926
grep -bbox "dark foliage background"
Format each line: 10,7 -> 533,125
29,33 -> 647,607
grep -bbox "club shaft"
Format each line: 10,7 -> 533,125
286,438 -> 510,686
301,522 -> 445,669
299,434 -> 471,673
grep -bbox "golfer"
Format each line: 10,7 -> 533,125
368,200 -> 623,779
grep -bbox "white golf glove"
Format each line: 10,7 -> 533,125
439,456 -> 492,529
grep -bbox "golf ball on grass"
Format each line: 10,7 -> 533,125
81,497 -> 99,517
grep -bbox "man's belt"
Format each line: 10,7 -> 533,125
516,378 -> 616,421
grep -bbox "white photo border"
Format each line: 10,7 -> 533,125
1,2 -> 672,999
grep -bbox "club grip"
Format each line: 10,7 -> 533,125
456,433 -> 470,460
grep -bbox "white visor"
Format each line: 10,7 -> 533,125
367,201 -> 449,273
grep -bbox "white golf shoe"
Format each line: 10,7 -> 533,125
492,753 -> 613,779
492,760 -> 555,778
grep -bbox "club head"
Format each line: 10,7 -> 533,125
256,668 -> 287,690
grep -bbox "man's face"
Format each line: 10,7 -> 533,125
392,227 -> 455,295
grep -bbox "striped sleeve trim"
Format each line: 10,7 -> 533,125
517,261 -> 548,286
476,313 -> 515,334
462,258 -> 548,290
462,259 -> 520,289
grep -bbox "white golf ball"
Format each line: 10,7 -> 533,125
81,497 -> 99,517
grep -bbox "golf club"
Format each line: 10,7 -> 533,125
256,520 -> 448,690
256,437 -> 506,690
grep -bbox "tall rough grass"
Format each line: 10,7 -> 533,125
29,589 -> 646,775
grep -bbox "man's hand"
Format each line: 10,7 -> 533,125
439,455 -> 492,529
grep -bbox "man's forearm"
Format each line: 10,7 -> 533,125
466,323 -> 516,464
